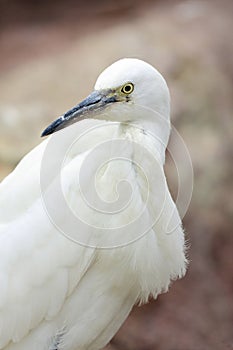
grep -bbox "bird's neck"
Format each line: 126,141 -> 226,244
118,120 -> 169,165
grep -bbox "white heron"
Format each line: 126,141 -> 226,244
0,58 -> 187,350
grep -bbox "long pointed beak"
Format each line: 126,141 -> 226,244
41,90 -> 117,137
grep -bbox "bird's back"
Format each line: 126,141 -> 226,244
0,120 -> 186,349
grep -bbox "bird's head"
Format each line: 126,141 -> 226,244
41,58 -> 170,139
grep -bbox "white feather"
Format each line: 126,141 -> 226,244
0,58 -> 186,349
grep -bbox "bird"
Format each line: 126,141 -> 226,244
0,58 -> 187,350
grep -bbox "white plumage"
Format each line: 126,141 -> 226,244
0,58 -> 186,350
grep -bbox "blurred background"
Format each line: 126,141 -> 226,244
0,0 -> 232,349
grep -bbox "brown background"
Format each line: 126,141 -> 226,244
0,0 -> 232,349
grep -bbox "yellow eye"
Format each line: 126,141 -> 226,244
121,83 -> 134,95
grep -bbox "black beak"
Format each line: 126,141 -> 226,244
41,90 -> 116,137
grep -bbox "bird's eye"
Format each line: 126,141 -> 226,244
121,83 -> 134,95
